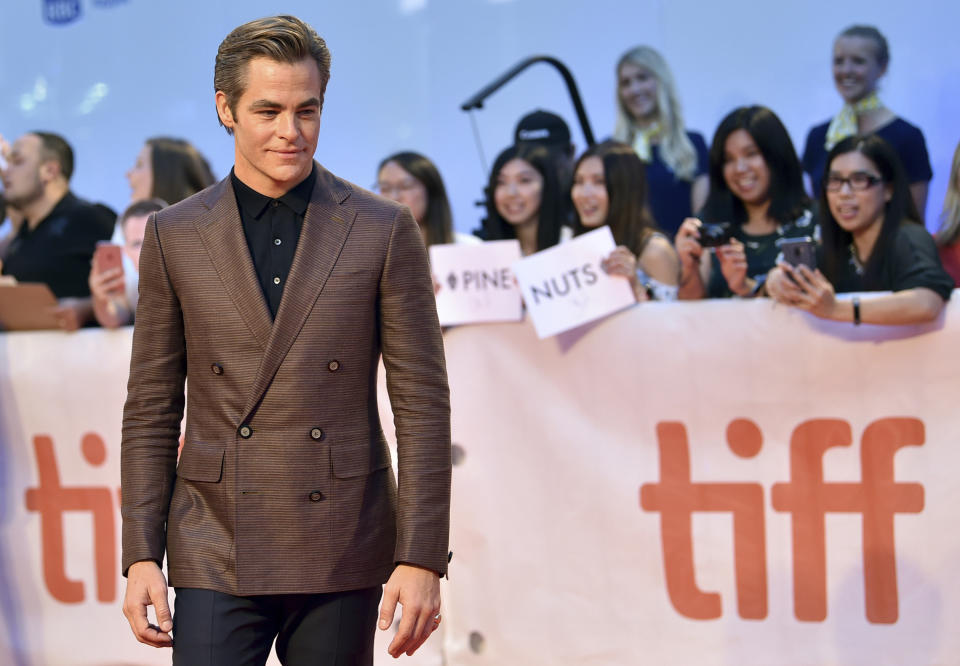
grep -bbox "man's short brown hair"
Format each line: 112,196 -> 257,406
214,15 -> 331,135
31,131 -> 74,182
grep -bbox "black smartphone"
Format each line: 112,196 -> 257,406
698,222 -> 733,248
780,237 -> 817,270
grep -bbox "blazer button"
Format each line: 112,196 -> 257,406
211,363 -> 223,375
310,428 -> 323,441
239,425 -> 252,439
309,491 -> 324,502
327,360 -> 340,372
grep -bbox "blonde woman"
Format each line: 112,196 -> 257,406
613,45 -> 709,237
801,25 -> 931,219
935,139 -> 960,286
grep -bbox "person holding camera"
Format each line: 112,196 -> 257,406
766,135 -> 951,324
571,140 -> 679,301
676,106 -> 815,299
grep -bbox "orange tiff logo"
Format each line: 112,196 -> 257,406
24,433 -> 120,604
639,418 -> 924,624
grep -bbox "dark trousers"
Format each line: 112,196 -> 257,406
172,586 -> 382,666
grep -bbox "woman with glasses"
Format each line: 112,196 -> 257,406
767,135 -> 952,324
376,151 -> 477,248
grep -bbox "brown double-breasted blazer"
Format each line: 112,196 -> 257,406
120,164 -> 451,595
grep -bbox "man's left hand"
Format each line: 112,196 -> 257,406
51,297 -> 93,331
378,563 -> 441,658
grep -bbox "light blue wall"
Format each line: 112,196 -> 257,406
1,0 -> 957,232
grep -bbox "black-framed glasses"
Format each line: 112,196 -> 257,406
825,171 -> 883,192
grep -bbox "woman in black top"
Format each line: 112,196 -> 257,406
767,135 -> 952,324
481,143 -> 566,256
675,106 -> 814,299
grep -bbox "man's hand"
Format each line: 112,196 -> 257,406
89,266 -> 126,301
122,560 -> 173,648
50,297 -> 93,331
378,564 -> 441,658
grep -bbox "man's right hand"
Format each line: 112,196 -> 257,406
122,560 -> 173,648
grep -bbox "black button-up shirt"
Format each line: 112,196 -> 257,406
231,166 -> 315,318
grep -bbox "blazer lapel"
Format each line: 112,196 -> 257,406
240,164 -> 356,421
193,178 -> 273,350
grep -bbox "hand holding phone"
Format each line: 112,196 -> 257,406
779,237 -> 817,270
93,242 -> 124,275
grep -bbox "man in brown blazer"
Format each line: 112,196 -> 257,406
120,15 -> 451,665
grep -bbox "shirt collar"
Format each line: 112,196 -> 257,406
230,164 -> 316,219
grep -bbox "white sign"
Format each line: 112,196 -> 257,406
511,226 -> 635,338
430,240 -> 523,326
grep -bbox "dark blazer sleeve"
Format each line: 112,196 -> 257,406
378,205 -> 452,576
120,213 -> 187,576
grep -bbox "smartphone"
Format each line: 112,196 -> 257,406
93,242 -> 124,275
698,222 -> 733,248
780,237 -> 817,270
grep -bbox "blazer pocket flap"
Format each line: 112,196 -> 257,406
177,444 -> 225,482
332,441 -> 392,479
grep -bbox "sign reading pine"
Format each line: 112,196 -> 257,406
430,239 -> 524,326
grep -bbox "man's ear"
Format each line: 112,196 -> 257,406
215,91 -> 236,129
38,160 -> 60,184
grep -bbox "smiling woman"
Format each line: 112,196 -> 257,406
571,140 -> 679,301
675,106 -> 815,300
768,135 -> 952,325
802,25 -> 932,220
611,46 -> 710,237
481,143 -> 566,256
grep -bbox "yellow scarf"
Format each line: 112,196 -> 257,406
631,122 -> 662,162
825,92 -> 883,150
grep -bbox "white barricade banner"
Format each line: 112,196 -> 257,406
511,226 -> 635,338
2,298 -> 960,664
429,240 -> 523,326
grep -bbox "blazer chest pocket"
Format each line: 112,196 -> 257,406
177,443 -> 225,482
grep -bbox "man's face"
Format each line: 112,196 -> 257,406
216,57 -> 323,198
122,213 -> 150,272
1,134 -> 46,209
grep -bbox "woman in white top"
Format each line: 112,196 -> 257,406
571,140 -> 680,301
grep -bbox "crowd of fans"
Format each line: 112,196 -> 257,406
0,23 -> 956,332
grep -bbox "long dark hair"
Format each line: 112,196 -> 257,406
820,135 -> 919,289
700,106 -> 809,226
147,137 -> 215,205
377,151 -> 454,246
571,140 -> 657,256
482,144 -> 564,251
